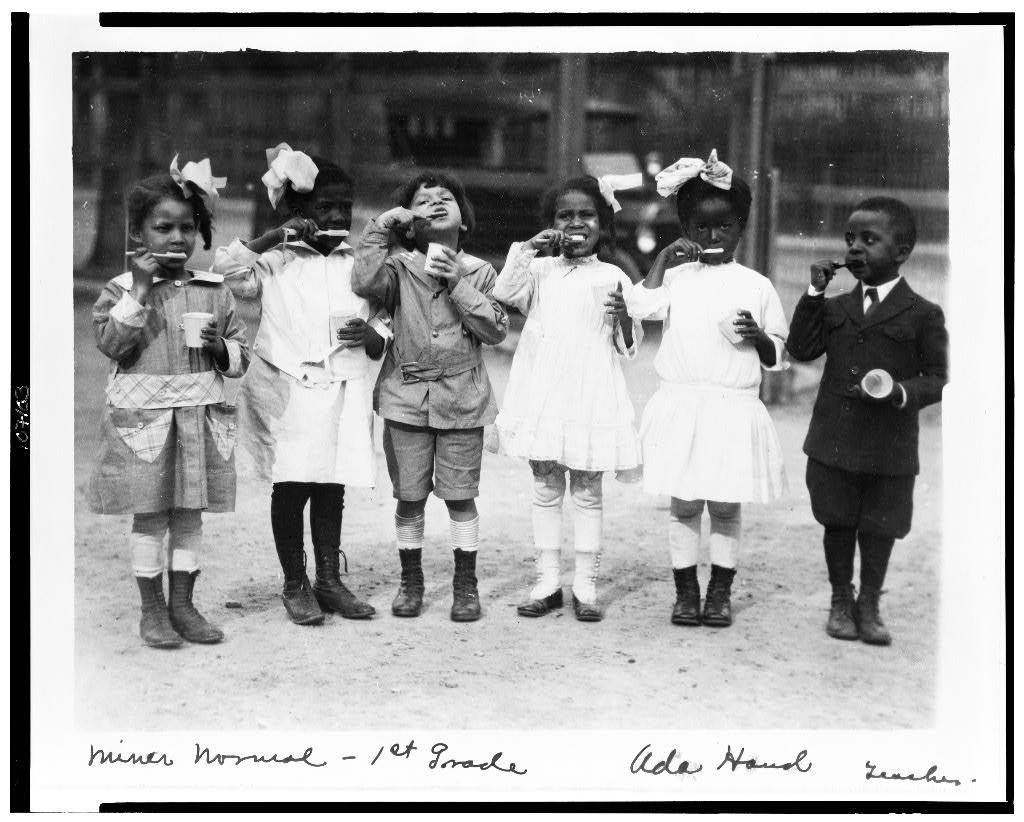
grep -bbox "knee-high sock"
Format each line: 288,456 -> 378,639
570,471 -> 603,603
450,515 -> 479,554
167,508 -> 203,572
309,483 -> 345,549
271,482 -> 312,581
669,498 -> 704,569
395,512 -> 425,552
858,531 -> 895,591
131,510 -> 169,577
707,501 -> 741,570
532,467 -> 566,553
824,526 -> 857,587
530,548 -> 562,599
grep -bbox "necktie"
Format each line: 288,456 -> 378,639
864,287 -> 879,317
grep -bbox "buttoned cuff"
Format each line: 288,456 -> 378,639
807,284 -> 826,297
362,218 -> 393,245
625,284 -> 670,321
109,292 -> 150,327
216,339 -> 246,378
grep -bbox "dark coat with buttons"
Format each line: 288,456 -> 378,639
786,278 -> 948,476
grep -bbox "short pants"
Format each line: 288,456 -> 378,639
806,457 -> 915,539
383,420 -> 484,501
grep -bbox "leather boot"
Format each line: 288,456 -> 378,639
136,575 -> 182,649
392,548 -> 425,617
826,583 -> 859,640
670,566 -> 701,626
855,587 -> 892,646
450,548 -> 481,622
701,564 -> 735,627
282,551 -> 324,626
168,570 -> 224,644
312,545 -> 375,619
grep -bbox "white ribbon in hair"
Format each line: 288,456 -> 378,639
169,155 -> 227,215
654,149 -> 733,198
262,143 -> 319,209
597,172 -> 643,213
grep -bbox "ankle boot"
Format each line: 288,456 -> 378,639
392,548 -> 425,617
701,565 -> 736,627
671,566 -> 701,626
855,587 -> 892,646
312,545 -> 375,619
826,583 -> 859,640
450,548 -> 481,622
168,570 -> 224,644
136,575 -> 182,649
281,550 -> 325,626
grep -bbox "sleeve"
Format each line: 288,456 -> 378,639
352,217 -> 400,312
492,241 -> 538,316
214,288 -> 251,378
93,279 -> 152,362
448,263 -> 509,346
897,303 -> 949,412
624,281 -> 671,322
613,276 -> 643,360
210,238 -> 282,301
760,280 -> 790,372
785,292 -> 828,362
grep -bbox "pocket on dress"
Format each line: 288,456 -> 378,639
112,408 -> 173,463
206,403 -> 238,461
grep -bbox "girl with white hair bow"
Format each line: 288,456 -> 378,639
626,150 -> 789,630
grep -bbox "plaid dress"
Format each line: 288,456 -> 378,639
87,270 -> 250,515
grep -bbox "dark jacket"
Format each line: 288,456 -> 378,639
786,278 -> 948,475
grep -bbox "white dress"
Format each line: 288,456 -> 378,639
625,260 -> 789,503
212,238 -> 391,486
491,243 -> 642,477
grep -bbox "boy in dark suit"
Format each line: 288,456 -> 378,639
787,197 -> 948,646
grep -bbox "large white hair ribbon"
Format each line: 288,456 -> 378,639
262,143 -> 319,209
654,149 -> 733,198
598,172 -> 644,213
169,155 -> 227,215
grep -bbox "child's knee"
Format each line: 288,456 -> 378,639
568,470 -> 603,510
531,460 -> 567,506
707,500 -> 741,521
670,497 -> 705,521
445,498 -> 477,519
396,498 -> 428,518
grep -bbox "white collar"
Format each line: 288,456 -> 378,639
285,239 -> 353,255
558,253 -> 598,267
112,269 -> 224,289
863,275 -> 901,303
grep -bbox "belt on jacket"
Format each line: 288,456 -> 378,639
399,354 -> 481,384
106,370 -> 225,409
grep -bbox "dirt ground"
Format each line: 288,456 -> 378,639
73,286 -> 943,732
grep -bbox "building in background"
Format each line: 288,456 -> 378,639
73,51 -> 948,276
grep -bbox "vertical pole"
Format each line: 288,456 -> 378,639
551,54 -> 588,182
741,54 -> 766,270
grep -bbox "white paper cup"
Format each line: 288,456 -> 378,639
861,368 -> 894,399
182,312 -> 214,348
423,242 -> 447,275
329,312 -> 358,345
718,311 -> 744,344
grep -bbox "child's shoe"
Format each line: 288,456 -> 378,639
517,589 -> 563,617
701,565 -> 736,627
168,570 -> 224,644
282,576 -> 326,625
670,566 -> 701,626
450,548 -> 481,622
392,548 -> 425,617
136,575 -> 183,649
855,587 -> 892,646
571,593 -> 604,622
826,583 -> 859,640
312,545 -> 375,619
